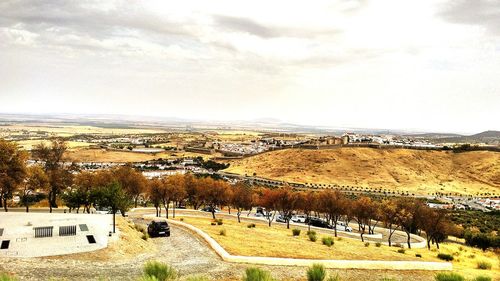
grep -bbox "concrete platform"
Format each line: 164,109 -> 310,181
0,212 -> 115,258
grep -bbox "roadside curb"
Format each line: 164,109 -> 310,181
164,218 -> 452,271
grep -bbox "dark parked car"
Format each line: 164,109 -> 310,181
305,217 -> 333,229
148,220 -> 170,237
201,206 -> 220,213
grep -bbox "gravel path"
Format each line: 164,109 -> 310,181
1,220 -> 436,281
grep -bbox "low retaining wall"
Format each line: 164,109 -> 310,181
166,218 -> 452,271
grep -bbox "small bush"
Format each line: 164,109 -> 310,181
216,219 -> 223,225
139,276 -> 159,281
326,274 -> 341,281
308,233 -> 317,242
0,273 -> 18,281
322,237 -> 334,247
292,229 -> 301,236
180,218 -> 184,222
242,267 -> 275,281
247,223 -> 256,228
379,278 -> 397,281
437,253 -> 454,261
364,242 -> 370,247
434,272 -> 464,281
307,230 -> 316,236
476,260 -> 492,270
397,249 -> 406,254
416,253 -> 422,258
473,276 -> 492,281
142,233 -> 150,240
219,229 -> 226,236
306,264 -> 326,281
143,261 -> 177,281
375,242 -> 382,247
336,237 -> 342,241
210,222 -> 216,226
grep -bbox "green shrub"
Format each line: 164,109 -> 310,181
322,237 -> 334,247
397,249 -> 406,254
142,233 -> 150,240
216,219 -> 223,225
180,218 -> 184,221
375,242 -> 382,247
292,229 -> 301,236
219,229 -> 226,236
242,267 -> 275,281
306,264 -> 326,281
476,260 -> 492,270
211,222 -> 216,226
437,253 -> 454,261
473,276 -> 492,281
247,223 -> 256,228
139,276 -> 159,281
0,273 -> 18,281
434,272 -> 464,281
416,253 -> 422,258
308,233 -> 317,242
364,242 -> 370,247
307,230 -> 316,236
143,261 -> 177,281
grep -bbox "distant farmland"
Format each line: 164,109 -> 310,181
224,147 -> 500,196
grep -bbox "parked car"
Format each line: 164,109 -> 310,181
334,224 -> 353,232
306,217 -> 333,229
201,206 -> 220,213
291,215 -> 307,223
147,220 -> 170,237
275,214 -> 287,223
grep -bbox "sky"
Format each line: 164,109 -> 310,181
0,0 -> 499,134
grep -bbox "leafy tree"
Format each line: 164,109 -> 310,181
0,139 -> 27,212
95,182 -> 131,233
318,190 -> 346,237
114,165 -> 147,208
231,183 -> 253,223
32,139 -> 73,212
20,165 -> 49,212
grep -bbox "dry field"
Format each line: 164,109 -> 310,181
1,123 -> 165,137
224,147 -> 500,196
64,148 -> 220,162
174,216 -> 499,280
15,140 -> 93,150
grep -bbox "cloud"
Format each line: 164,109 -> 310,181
439,0 -> 500,36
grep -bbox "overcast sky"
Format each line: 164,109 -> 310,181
0,0 -> 499,134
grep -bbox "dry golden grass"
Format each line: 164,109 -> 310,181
64,148 -> 220,162
175,216 -> 499,280
15,140 -> 93,150
225,148 -> 500,195
2,124 -> 165,136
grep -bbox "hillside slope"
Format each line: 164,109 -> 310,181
224,148 -> 500,195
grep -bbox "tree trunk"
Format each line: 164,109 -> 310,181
112,211 -> 116,233
3,198 -> 8,212
26,204 -> 29,213
173,203 -> 176,218
360,232 -> 364,242
211,209 -> 216,219
134,197 -> 138,208
286,218 -> 290,229
406,232 -> 411,249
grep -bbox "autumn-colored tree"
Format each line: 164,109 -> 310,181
114,165 -> 147,208
258,188 -> 279,227
148,178 -> 163,217
32,139 -> 73,212
0,139 -> 27,211
381,198 -> 400,246
73,171 -> 100,213
231,183 -> 253,223
169,174 -> 187,218
20,165 -> 49,212
185,174 -> 205,209
297,191 -> 317,231
420,207 -> 451,250
352,196 -> 375,242
203,178 -> 230,219
395,198 -> 426,248
274,186 -> 299,229
318,190 -> 346,237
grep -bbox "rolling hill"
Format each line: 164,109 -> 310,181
224,147 -> 500,196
